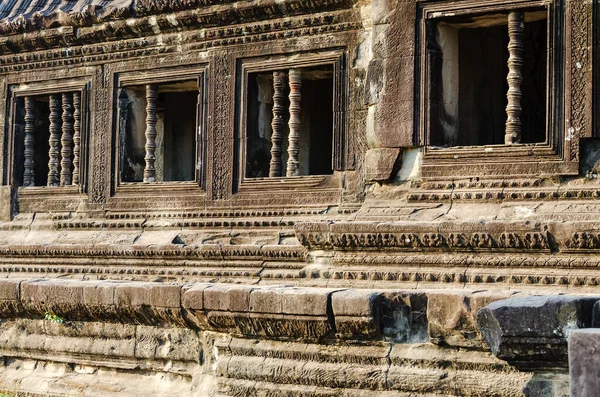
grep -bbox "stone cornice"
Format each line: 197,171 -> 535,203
0,0 -> 355,54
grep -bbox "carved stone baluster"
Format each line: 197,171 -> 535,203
23,96 -> 35,187
60,93 -> 74,186
505,11 -> 524,145
269,71 -> 287,177
286,69 -> 302,177
144,84 -> 158,183
47,94 -> 61,186
72,92 -> 81,185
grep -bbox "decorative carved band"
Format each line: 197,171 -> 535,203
23,96 -> 35,187
269,71 -> 287,177
47,94 -> 61,187
72,92 -> 81,185
287,69 -> 302,177
505,11 -> 524,145
60,93 -> 74,186
296,227 -> 550,251
144,84 -> 158,183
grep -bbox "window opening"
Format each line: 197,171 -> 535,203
13,92 -> 83,187
428,9 -> 547,147
245,64 -> 334,178
119,80 -> 198,183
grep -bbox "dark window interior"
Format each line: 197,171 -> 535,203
120,80 -> 198,183
13,95 -> 51,187
428,11 -> 547,147
245,65 -> 334,178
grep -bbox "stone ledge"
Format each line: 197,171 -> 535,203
0,278 -> 581,346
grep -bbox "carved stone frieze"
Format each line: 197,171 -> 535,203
297,223 -> 552,252
564,232 -> 600,250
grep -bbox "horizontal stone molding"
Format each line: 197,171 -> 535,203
0,243 -> 306,261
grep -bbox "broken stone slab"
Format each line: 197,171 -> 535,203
569,329 -> 600,397
477,295 -> 600,370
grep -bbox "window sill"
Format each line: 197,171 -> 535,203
115,181 -> 204,195
238,174 -> 340,192
18,185 -> 81,196
17,185 -> 86,213
423,143 -> 556,159
421,143 -> 578,179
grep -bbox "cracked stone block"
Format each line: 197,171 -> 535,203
478,295 -> 600,369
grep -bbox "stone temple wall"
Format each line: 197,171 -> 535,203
0,0 -> 597,396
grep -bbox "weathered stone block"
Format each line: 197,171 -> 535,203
181,283 -> 212,310
83,281 -> 119,307
280,287 -> 331,316
204,284 -> 253,312
20,279 -> 87,319
427,291 -> 479,348
478,296 -> 600,369
0,186 -> 14,222
149,283 -> 181,308
114,282 -> 184,326
331,289 -> 380,338
114,283 -> 152,307
364,148 -> 401,182
0,279 -> 24,317
134,325 -> 200,362
569,329 -> 600,397
249,287 -> 283,314
0,278 -> 21,301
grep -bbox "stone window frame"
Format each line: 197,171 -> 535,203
235,49 -> 348,193
113,65 -> 207,195
415,0 -> 586,179
6,77 -> 91,196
